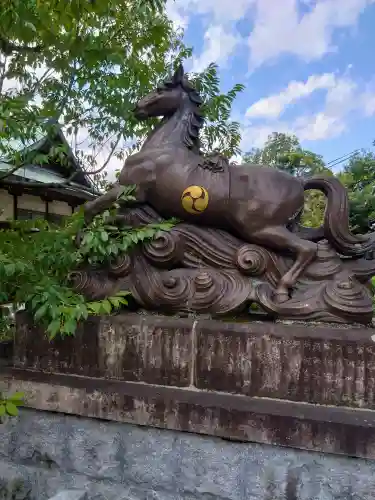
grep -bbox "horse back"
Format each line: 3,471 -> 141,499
228,164 -> 305,228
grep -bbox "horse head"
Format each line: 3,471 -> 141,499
133,65 -> 205,152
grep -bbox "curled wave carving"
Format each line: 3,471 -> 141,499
69,270 -> 117,300
142,231 -> 182,267
109,254 -> 132,277
126,256 -> 192,309
323,275 -> 373,320
72,204 -> 375,325
235,244 -> 267,276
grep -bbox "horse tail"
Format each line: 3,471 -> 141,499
299,176 -> 374,256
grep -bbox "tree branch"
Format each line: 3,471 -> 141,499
29,68 -> 54,96
0,36 -> 43,55
0,64 -> 77,182
54,64 -> 77,121
0,55 -> 7,94
81,133 -> 122,176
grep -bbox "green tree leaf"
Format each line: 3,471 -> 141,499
87,302 -> 102,315
101,300 -> 112,315
8,392 -> 25,402
5,402 -> 19,416
34,303 -> 49,321
100,231 -> 109,242
47,319 -> 61,339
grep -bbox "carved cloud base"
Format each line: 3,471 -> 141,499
71,205 -> 375,325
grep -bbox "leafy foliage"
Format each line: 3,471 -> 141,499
188,64 -> 245,157
243,133 -> 301,169
0,0 -> 188,169
0,304 -> 15,341
0,391 -> 24,419
0,186 -> 177,339
79,186 -> 179,264
338,151 -> 375,234
243,132 -> 375,234
0,0 -> 243,179
243,132 -> 327,176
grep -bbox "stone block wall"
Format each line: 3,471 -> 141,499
1,409 -> 375,500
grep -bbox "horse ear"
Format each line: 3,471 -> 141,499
172,64 -> 185,84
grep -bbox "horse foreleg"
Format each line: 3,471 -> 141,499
83,183 -> 124,224
249,225 -> 318,302
75,184 -> 125,248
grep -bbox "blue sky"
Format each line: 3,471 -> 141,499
166,0 -> 375,168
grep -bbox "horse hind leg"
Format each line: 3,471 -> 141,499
249,225 -> 318,302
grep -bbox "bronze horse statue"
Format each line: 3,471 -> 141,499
82,64 -> 373,301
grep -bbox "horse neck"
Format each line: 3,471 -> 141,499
141,98 -> 199,153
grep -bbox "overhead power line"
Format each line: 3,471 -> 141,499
326,149 -> 360,168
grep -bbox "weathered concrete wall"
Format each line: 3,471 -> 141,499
5,312 -> 375,459
1,408 -> 375,500
14,313 -> 375,408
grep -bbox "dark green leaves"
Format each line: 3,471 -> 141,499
339,151 -> 375,234
86,292 -> 130,316
188,64 -> 244,157
5,402 -> 18,416
0,391 -> 25,419
0,0 -> 189,172
76,192 -> 178,266
1,194 -> 177,340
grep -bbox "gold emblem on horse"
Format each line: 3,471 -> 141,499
181,186 -> 209,214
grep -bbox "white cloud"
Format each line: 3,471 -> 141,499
294,112 -> 346,141
363,95 -> 375,116
294,76 -> 357,141
246,73 -> 336,119
240,123 -> 288,149
359,82 -> 375,116
167,0 -> 253,70
166,0 -> 374,72
167,0 -> 251,24
240,71 -> 371,151
165,1 -> 189,30
191,25 -> 241,72
248,0 -> 375,69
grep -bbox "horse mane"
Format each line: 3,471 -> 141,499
198,152 -> 230,173
159,72 -> 205,153
159,68 -> 230,173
